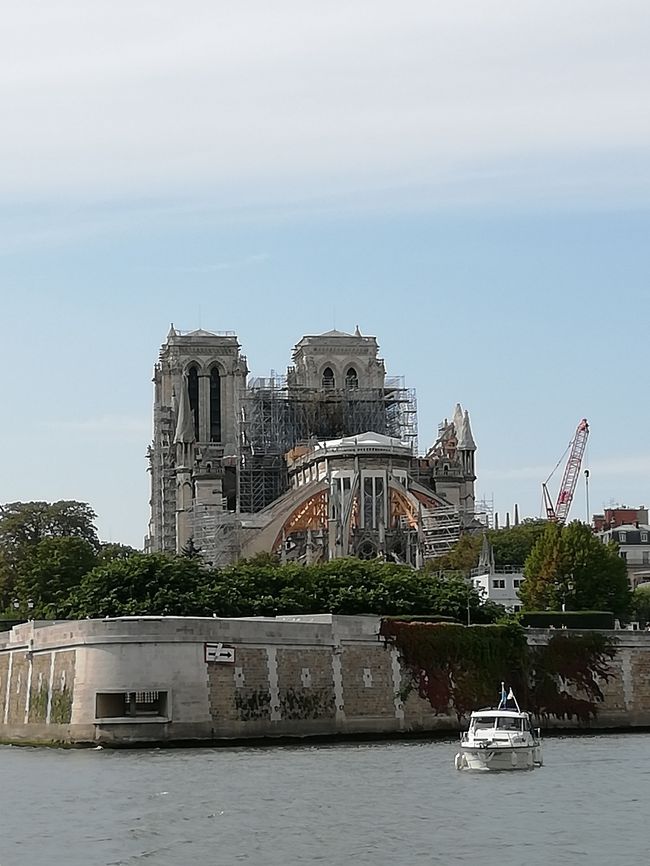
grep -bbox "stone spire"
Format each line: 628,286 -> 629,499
173,375 -> 195,444
478,533 -> 495,573
452,403 -> 464,437
458,410 -> 476,450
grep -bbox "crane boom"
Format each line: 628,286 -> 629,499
545,418 -> 589,524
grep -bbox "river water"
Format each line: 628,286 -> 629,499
0,733 -> 647,865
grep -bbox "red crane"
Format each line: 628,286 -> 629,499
542,418 -> 589,524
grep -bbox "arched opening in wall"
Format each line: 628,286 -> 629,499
187,366 -> 200,441
322,366 -> 335,390
210,367 -> 221,442
345,366 -> 359,389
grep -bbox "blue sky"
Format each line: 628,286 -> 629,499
1,1 -> 649,545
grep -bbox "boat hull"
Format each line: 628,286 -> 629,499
456,744 -> 542,771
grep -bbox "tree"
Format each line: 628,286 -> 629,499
490,520 -> 547,569
0,501 -> 99,611
97,543 -> 138,564
520,521 -> 630,617
631,584 -> 650,624
63,554 -> 504,623
64,553 -> 209,619
13,537 -> 98,618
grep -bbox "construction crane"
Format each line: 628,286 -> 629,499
542,418 -> 589,524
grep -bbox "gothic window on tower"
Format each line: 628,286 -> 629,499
345,366 -> 359,389
210,367 -> 221,442
322,366 -> 335,390
187,366 -> 200,440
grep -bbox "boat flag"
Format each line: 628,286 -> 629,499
507,688 -> 515,701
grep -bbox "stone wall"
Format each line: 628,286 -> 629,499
1,616 -> 650,746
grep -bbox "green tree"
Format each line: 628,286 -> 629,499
64,554 -> 504,623
631,584 -> 650,624
0,501 -> 99,610
64,552 -> 209,619
97,543 -> 138,564
13,537 -> 98,617
520,521 -> 630,617
490,519 -> 548,568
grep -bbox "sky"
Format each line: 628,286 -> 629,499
1,1 -> 650,546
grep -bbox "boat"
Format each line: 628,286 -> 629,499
454,684 -> 543,771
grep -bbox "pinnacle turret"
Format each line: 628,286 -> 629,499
458,410 -> 476,450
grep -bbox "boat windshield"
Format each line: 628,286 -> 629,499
496,716 -> 524,732
471,716 -> 496,731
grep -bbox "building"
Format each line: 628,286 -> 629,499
146,326 -> 478,566
597,523 -> 650,588
470,536 -> 524,612
593,506 -> 649,533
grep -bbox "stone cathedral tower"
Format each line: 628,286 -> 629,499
146,327 -> 248,555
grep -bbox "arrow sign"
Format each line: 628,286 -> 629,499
205,642 -> 236,663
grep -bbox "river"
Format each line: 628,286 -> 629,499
0,733 -> 646,865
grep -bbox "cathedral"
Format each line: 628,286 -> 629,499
145,327 -> 477,566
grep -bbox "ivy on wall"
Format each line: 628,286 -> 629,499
380,621 -> 617,723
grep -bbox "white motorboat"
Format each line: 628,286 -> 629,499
454,685 -> 543,771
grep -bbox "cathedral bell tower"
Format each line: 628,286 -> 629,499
146,326 -> 248,554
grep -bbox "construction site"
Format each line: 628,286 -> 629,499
146,327 -> 479,567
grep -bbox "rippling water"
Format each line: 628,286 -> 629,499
0,733 -> 648,865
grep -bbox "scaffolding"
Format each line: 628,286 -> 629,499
420,506 -> 462,560
239,375 -> 418,513
190,506 -> 241,568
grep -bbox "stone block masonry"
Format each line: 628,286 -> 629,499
1,616 -> 650,746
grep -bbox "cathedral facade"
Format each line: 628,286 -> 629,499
146,327 -> 476,565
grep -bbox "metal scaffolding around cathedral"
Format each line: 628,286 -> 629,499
146,326 -> 477,566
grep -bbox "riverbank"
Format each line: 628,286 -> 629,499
1,615 -> 648,746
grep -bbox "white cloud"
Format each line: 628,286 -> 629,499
2,1 -> 649,207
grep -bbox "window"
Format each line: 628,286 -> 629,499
513,579 -> 523,588
620,531 -> 627,543
345,366 -> 359,389
492,579 -> 506,589
209,367 -> 221,442
621,551 -> 627,560
642,532 -> 648,543
513,605 -> 522,613
95,691 -> 169,721
321,367 -> 335,390
643,552 -> 650,565
187,366 -> 200,440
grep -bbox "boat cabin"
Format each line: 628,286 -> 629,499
468,709 -> 534,739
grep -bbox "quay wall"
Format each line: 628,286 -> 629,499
0,616 -> 649,746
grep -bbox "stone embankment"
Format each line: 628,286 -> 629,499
0,615 -> 647,746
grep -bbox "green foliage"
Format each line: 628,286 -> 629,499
0,500 -> 99,612
631,584 -> 650,624
382,620 -> 618,722
60,555 -> 503,623
521,521 -> 630,617
12,537 -> 98,618
431,533 -> 482,573
490,519 -> 548,568
97,543 -> 138,564
63,553 -> 209,619
430,520 -> 548,574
